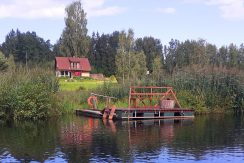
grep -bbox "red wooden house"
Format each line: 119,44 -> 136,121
55,57 -> 91,78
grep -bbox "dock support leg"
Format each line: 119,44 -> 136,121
109,106 -> 116,120
103,108 -> 109,119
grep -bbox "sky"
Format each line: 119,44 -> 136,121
0,0 -> 244,47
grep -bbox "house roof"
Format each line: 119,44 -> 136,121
55,57 -> 91,71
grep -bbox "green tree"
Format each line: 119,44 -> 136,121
164,39 -> 179,75
7,54 -> 16,72
228,43 -> 239,68
206,43 -> 217,67
59,1 -> 89,57
1,29 -> 53,65
152,56 -> 163,81
135,37 -> 163,72
88,31 -> 119,76
116,50 -> 147,83
238,44 -> 244,69
131,51 -> 147,80
115,29 -> 134,84
218,46 -> 228,68
0,51 -> 8,71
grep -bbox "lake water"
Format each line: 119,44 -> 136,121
0,114 -> 244,163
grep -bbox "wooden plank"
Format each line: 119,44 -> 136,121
130,86 -> 172,89
109,106 -> 116,120
160,100 -> 175,109
113,108 -> 194,112
121,116 -> 194,119
130,92 -> 167,96
103,111 -> 107,119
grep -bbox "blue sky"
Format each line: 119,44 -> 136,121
0,0 -> 244,47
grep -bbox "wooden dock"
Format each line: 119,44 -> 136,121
76,109 -> 102,118
76,86 -> 194,121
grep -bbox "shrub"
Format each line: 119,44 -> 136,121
0,67 -> 60,121
175,90 -> 208,114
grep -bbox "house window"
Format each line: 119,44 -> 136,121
61,71 -> 64,76
61,71 -> 69,77
71,62 -> 78,69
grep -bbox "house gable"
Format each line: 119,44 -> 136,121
55,57 -> 91,71
55,56 -> 91,77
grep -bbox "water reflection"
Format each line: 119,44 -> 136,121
0,115 -> 244,162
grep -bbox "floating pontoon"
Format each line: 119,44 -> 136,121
76,86 -> 194,120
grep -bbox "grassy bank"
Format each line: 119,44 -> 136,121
59,79 -> 104,91
59,77 -> 117,91
59,72 -> 244,114
58,78 -> 121,113
1,67 -> 242,120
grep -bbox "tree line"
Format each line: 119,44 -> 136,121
0,1 -> 243,112
0,1 -> 243,79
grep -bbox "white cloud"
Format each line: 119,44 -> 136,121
87,6 -> 125,17
0,0 -> 66,19
0,0 -> 125,19
205,0 -> 244,20
82,0 -> 125,17
157,7 -> 176,14
183,0 -> 244,20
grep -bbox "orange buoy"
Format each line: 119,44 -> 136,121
87,96 -> 98,108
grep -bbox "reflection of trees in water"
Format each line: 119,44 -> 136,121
91,119 -> 193,162
60,117 -> 100,163
1,115 -> 244,162
168,115 -> 244,160
60,117 -> 133,162
0,119 -> 61,162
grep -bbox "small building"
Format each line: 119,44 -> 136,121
55,57 -> 91,78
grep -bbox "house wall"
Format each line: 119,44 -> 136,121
55,71 -> 60,77
81,72 -> 90,77
56,70 -> 90,78
56,70 -> 70,77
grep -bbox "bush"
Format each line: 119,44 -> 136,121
177,90 -> 208,114
0,67 -> 60,121
109,75 -> 117,82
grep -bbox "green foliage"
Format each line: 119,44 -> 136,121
13,82 -> 54,120
57,91 -> 87,113
88,32 -> 119,76
109,75 -> 117,82
1,29 -> 53,65
177,90 -> 208,113
170,70 -> 244,112
0,68 -> 60,121
152,56 -> 164,82
0,51 -> 8,71
95,82 -> 129,99
58,1 -> 89,57
115,29 -> 148,83
161,38 -> 244,112
6,54 -> 15,71
59,79 -> 105,91
135,37 -> 163,72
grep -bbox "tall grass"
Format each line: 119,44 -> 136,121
75,71 -> 243,113
59,82 -> 130,112
0,67 -> 60,120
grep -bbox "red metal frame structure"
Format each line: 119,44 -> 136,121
77,86 -> 194,120
128,86 -> 181,109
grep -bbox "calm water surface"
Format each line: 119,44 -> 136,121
0,114 -> 244,163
